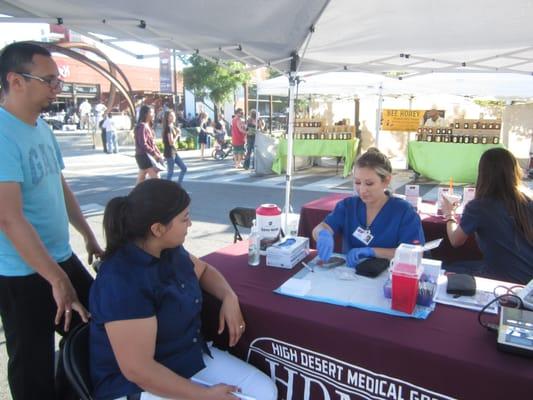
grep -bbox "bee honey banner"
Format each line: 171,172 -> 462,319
381,109 -> 425,132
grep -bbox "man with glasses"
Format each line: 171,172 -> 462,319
0,41 -> 103,400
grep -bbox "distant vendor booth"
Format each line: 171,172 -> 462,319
409,118 -> 503,183
271,118 -> 360,177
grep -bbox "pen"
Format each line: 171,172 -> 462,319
302,261 -> 314,273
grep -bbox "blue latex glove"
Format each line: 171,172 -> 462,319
346,247 -> 375,268
317,229 -> 334,261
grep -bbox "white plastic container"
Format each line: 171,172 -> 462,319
256,204 -> 281,251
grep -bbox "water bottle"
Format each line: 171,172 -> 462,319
248,219 -> 260,267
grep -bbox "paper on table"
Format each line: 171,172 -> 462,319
190,377 -> 256,400
274,256 -> 438,319
278,278 -> 312,297
435,275 -> 509,314
423,238 -> 443,252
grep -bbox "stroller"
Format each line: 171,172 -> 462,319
212,132 -> 233,160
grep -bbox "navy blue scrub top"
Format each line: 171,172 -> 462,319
324,195 -> 425,252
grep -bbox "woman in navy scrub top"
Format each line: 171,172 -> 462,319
89,180 -> 277,400
312,148 -> 425,268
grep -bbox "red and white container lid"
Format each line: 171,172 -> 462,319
256,204 -> 281,249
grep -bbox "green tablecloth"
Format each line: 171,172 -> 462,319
407,142 -> 503,183
272,138 -> 359,177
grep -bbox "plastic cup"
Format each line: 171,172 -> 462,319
443,193 -> 461,206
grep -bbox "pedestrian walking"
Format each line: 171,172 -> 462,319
134,105 -> 164,184
162,110 -> 187,184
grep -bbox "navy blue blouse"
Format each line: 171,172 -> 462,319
89,243 -> 206,400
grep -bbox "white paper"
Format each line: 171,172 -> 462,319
278,278 -> 312,296
463,187 -> 476,207
422,238 -> 443,252
434,275 -> 513,314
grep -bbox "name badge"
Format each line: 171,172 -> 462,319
353,226 -> 373,245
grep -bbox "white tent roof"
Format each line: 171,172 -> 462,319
258,72 -> 533,99
2,0 -> 533,77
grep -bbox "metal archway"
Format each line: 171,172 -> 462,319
32,41 -> 136,128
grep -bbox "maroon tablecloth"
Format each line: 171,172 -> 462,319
201,241 -> 531,400
297,193 -> 483,264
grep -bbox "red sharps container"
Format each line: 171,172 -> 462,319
391,244 -> 423,314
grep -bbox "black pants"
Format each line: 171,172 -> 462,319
243,134 -> 255,169
101,128 -> 107,153
0,253 -> 93,400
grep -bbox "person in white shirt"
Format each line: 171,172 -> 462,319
102,113 -> 118,153
78,99 -> 91,130
423,109 -> 446,127
95,102 -> 108,152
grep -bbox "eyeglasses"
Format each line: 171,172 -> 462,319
20,73 -> 64,90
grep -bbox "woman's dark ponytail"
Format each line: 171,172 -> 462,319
102,180 -> 191,259
102,196 -> 130,259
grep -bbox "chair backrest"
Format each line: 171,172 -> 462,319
63,323 -> 93,400
229,207 -> 256,243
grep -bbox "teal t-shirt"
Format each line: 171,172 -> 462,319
0,108 -> 71,276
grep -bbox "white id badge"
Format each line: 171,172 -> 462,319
353,226 -> 373,245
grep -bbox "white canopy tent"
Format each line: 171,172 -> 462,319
2,0 -> 533,76
2,0 -> 533,228
258,72 -> 533,99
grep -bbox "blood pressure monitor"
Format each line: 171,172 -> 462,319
497,307 -> 533,357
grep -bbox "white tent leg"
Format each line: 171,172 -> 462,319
283,72 -> 297,234
375,84 -> 384,148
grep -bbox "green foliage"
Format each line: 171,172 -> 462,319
473,99 -> 505,118
295,98 -> 309,115
183,54 -> 250,107
473,99 -> 506,108
267,68 -> 283,79
155,139 -> 164,154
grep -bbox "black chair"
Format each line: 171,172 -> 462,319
62,323 -> 93,400
229,207 -> 256,243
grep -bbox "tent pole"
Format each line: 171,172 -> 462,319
375,84 -> 383,148
283,54 -> 299,234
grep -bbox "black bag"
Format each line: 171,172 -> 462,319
355,257 -> 390,278
446,274 -> 476,296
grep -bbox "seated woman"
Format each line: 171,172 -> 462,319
312,148 -> 425,268
89,179 -> 277,400
442,148 -> 533,284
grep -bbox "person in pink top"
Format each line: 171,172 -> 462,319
134,105 -> 164,184
231,108 -> 247,168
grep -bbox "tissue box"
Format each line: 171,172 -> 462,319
266,237 -> 309,269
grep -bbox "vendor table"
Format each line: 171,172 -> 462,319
297,193 -> 483,264
272,138 -> 359,177
407,142 -> 502,183
201,241 -> 531,400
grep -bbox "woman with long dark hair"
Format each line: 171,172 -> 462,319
89,180 -> 277,400
162,110 -> 187,184
443,148 -> 533,283
134,105 -> 164,184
